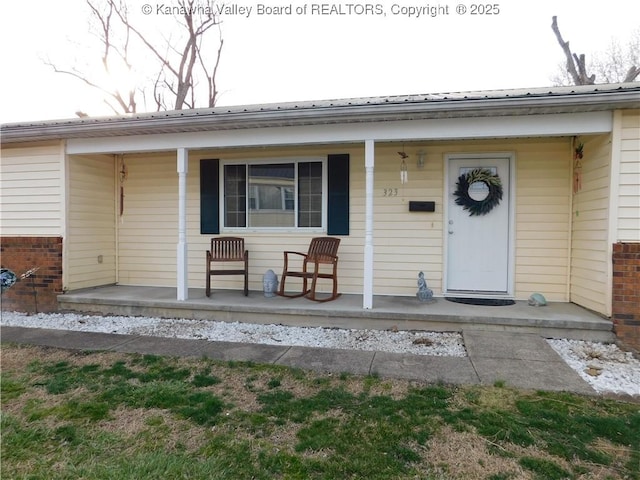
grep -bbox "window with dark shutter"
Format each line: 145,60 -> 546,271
200,154 -> 349,235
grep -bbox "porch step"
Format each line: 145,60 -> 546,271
57,286 -> 614,343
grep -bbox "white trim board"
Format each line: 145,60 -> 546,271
67,112 -> 613,155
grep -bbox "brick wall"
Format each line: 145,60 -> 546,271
1,237 -> 63,313
612,242 -> 640,351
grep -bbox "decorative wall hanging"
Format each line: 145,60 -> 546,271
453,168 -> 503,216
573,158 -> 583,194
573,138 -> 583,194
119,156 -> 128,216
398,150 -> 408,184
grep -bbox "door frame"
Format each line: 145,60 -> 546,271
443,152 -> 516,298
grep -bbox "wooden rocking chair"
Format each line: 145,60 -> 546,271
206,237 -> 248,297
278,237 -> 341,302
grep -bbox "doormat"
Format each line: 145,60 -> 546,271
447,297 -> 515,306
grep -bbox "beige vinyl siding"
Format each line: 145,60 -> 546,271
116,147 -> 366,293
66,155 -> 116,290
0,142 -> 64,235
570,134 -> 611,314
117,153 -> 179,286
364,139 -> 571,299
199,147 -> 365,295
514,140 -> 571,301
368,144 -> 444,296
617,110 -> 640,241
115,139 -> 573,300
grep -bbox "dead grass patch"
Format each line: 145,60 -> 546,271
106,406 -> 209,453
424,425 -> 532,479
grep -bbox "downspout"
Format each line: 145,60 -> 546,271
177,148 -> 189,300
61,140 -> 69,293
606,111 -> 623,318
115,154 -> 122,285
567,138 -> 574,303
363,139 -> 375,309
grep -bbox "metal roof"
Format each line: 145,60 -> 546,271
2,83 -> 639,144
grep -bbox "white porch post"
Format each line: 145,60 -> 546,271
177,148 -> 189,301
363,139 -> 375,309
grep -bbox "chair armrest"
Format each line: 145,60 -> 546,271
283,251 -> 308,259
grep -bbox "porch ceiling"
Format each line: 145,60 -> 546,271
2,83 -> 639,144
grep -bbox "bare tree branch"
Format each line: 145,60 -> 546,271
46,0 -> 224,115
624,65 -> 640,82
551,16 -> 595,85
44,60 -> 131,115
108,0 -> 221,110
199,24 -> 224,107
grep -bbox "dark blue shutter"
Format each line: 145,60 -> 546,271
327,154 -> 349,235
200,159 -> 219,234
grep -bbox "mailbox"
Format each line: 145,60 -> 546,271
409,201 -> 435,212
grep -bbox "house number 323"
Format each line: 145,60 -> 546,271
383,188 -> 398,197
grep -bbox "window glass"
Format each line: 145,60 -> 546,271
248,163 -> 295,227
298,162 -> 322,227
224,160 -> 323,229
224,164 -> 246,227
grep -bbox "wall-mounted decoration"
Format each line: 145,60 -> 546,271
119,156 -> 128,216
573,160 -> 583,194
398,150 -> 408,184
573,138 -> 583,194
453,168 -> 503,216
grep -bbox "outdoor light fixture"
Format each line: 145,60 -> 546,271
417,150 -> 426,169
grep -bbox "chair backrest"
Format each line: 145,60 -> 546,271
307,237 -> 340,263
210,237 -> 245,261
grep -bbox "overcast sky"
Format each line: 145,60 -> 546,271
1,0 -> 638,123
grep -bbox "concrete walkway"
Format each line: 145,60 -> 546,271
1,326 -> 595,395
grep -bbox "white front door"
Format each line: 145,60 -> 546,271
446,155 -> 512,295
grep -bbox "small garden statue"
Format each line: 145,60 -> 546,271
416,271 -> 434,303
528,292 -> 547,307
263,269 -> 278,298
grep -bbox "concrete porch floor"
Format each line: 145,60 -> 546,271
57,285 -> 615,342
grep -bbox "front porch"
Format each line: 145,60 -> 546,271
57,286 -> 614,342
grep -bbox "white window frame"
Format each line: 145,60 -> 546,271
220,157 -> 327,233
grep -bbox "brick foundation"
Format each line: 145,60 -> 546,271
1,237 -> 63,313
612,242 -> 640,351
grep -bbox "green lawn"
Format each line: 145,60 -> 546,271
2,344 -> 638,479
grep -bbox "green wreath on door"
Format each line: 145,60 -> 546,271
453,168 -> 503,216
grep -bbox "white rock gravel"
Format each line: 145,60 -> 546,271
1,311 -> 466,357
546,338 -> 640,397
2,311 -> 639,397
